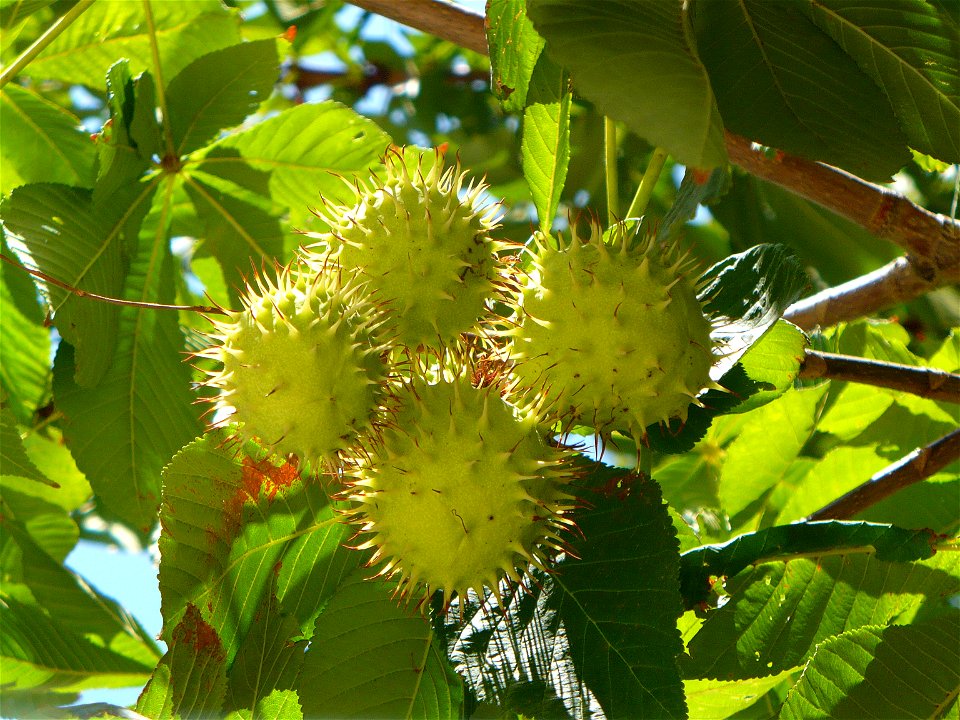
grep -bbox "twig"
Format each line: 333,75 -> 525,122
806,428 -> 960,521
348,0 -> 487,54
605,118 -> 619,223
626,147 -> 669,219
799,348 -> 960,404
0,0 -> 96,88
352,0 -> 960,326
0,253 -> 229,315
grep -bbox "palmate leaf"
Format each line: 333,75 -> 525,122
486,0 -> 546,112
683,551 -> 959,680
781,611 -> 960,719
165,39 -> 279,156
52,179 -> 201,531
181,170 -> 285,301
802,0 -> 960,164
190,101 -> 390,230
528,0 -> 727,169
679,520 -> 938,608
299,571 -> 463,720
0,84 -> 95,194
2,184 -> 133,387
158,433 -> 360,666
26,0 -> 240,89
693,0 -> 909,181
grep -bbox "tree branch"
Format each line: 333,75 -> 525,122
351,0 -> 960,327
798,348 -> 960,404
805,428 -> 960,521
349,0 -> 488,54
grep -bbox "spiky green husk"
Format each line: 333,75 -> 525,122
302,149 -> 512,354
348,375 -> 575,605
509,225 -> 715,440
200,263 -> 392,467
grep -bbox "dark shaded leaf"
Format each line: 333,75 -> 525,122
679,520 -> 938,608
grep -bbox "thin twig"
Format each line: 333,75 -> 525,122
806,428 -> 960,521
798,348 -> 960,404
0,253 -> 229,315
352,0 -> 960,326
605,118 -> 619,223
626,147 -> 669,219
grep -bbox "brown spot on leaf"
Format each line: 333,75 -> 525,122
175,604 -> 225,661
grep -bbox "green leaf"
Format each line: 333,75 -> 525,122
693,0 -> 909,181
683,552 -> 959,680
684,671 -> 794,720
727,319 -> 808,414
137,604 -> 228,720
528,0 -> 727,168
486,0 -> 546,112
299,571 -> 463,720
225,593 -> 305,715
2,184 -> 131,387
158,433 -> 360,665
0,84 -> 95,194
775,445 -> 890,523
718,384 -> 827,521
679,520 -> 938,608
0,587 -> 154,693
166,39 -> 279,156
0,0 -> 54,29
780,612 -> 960,719
96,62 -> 161,203
802,0 -> 960,164
521,52 -> 571,232
550,473 -> 686,719
0,408 -> 54,486
254,689 -> 303,720
27,0 -> 240,89
191,101 -> 391,229
52,178 -> 201,530
0,234 -> 49,424
181,170 -> 285,299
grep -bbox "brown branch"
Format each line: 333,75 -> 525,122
351,0 -> 960,327
806,428 -> 960,521
0,253 -> 229,316
798,348 -> 960,404
782,256 -> 956,330
348,0 -> 488,55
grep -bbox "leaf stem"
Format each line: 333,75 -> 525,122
0,0 -> 97,88
142,0 -> 176,158
605,117 -> 619,224
0,253 -> 229,315
798,348 -> 960,404
805,428 -> 960,521
626,148 -> 669,220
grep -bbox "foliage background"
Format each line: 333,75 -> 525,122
0,0 -> 958,718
